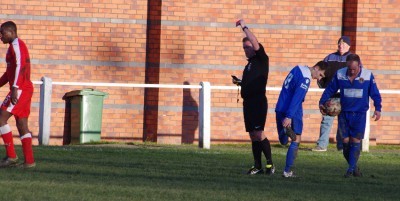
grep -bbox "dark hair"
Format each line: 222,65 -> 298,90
242,37 -> 250,43
314,61 -> 329,71
1,21 -> 17,33
346,54 -> 361,64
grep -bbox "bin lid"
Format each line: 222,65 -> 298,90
63,88 -> 109,98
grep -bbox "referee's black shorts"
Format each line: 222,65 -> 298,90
243,95 -> 267,132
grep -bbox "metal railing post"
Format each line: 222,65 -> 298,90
199,82 -> 211,149
362,107 -> 371,152
38,76 -> 52,145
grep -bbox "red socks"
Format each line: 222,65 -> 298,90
0,124 -> 17,159
0,124 -> 35,164
21,133 -> 35,164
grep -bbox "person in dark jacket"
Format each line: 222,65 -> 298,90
312,36 -> 353,152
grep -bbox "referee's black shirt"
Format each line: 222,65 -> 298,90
240,43 -> 269,99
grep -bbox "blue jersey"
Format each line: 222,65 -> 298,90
320,67 -> 382,112
275,65 -> 311,119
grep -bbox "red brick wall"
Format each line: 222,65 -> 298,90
0,0 -> 398,145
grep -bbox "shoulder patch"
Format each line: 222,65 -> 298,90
359,68 -> 372,80
299,65 -> 311,79
337,68 -> 348,80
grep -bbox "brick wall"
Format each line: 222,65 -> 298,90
0,0 -> 398,146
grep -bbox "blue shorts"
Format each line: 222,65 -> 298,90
338,111 -> 366,140
275,111 -> 303,145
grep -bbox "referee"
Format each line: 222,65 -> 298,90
233,19 -> 274,175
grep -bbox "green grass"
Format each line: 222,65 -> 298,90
0,143 -> 399,201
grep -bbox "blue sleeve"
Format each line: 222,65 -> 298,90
286,76 -> 309,118
369,73 -> 382,112
319,72 -> 340,105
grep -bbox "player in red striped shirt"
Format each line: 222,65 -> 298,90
0,21 -> 35,168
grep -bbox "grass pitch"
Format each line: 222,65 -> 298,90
0,143 -> 399,201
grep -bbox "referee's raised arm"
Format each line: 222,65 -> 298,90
237,19 -> 260,51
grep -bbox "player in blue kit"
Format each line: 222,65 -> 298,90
319,54 -> 382,177
275,61 -> 328,177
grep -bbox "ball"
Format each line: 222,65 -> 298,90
324,98 -> 341,116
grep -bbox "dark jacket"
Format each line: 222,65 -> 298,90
318,51 -> 352,89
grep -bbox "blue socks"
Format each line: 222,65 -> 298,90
279,129 -> 288,145
285,141 -> 299,172
348,142 -> 361,172
343,142 -> 350,163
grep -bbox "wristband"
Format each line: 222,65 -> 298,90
242,26 -> 248,31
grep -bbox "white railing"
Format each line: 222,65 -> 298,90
36,77 -> 398,151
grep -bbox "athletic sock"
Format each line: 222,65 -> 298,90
0,124 -> 17,158
21,133 -> 35,164
251,141 -> 262,169
261,138 -> 273,165
348,142 -> 361,172
284,141 -> 299,172
342,142 -> 350,164
279,129 -> 288,145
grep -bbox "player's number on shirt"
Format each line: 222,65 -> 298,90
284,73 -> 293,89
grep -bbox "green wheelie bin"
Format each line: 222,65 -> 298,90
63,88 -> 108,144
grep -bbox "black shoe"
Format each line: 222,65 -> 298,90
344,167 -> 363,178
0,157 -> 18,168
247,166 -> 264,175
353,167 -> 362,177
344,171 -> 353,178
265,164 -> 275,175
285,127 -> 297,141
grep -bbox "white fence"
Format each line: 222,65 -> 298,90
36,77 -> 399,152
